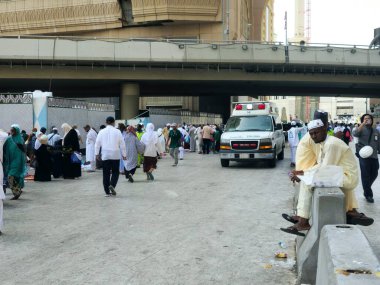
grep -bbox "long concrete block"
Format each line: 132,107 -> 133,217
316,225 -> 380,285
296,187 -> 346,285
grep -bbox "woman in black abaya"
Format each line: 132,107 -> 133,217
34,135 -> 52,182
61,123 -> 81,179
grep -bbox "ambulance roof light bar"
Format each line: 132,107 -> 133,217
234,102 -> 266,110
258,103 -> 265,110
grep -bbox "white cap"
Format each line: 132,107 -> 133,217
308,119 -> 324,130
53,127 -> 58,131
291,121 -> 297,126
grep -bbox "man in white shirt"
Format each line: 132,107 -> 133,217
47,128 -> 61,146
95,117 -> 126,197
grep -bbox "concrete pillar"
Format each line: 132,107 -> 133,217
120,83 -> 140,120
316,225 -> 380,285
296,187 -> 346,285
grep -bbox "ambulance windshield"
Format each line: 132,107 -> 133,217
225,115 -> 273,132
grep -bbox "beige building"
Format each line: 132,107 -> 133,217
0,0 -> 274,42
320,97 -> 368,123
263,95 -> 369,123
0,0 -> 275,118
370,98 -> 380,118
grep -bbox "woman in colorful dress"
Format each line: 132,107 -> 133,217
3,124 -> 26,200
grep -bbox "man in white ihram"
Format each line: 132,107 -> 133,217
95,117 -> 126,197
84,125 -> 97,172
288,121 -> 307,167
280,114 -> 373,236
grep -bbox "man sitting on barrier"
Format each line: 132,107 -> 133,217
281,111 -> 374,236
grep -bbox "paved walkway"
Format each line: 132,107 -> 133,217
1,147 -> 379,285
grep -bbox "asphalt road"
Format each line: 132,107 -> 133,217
1,146 -> 379,285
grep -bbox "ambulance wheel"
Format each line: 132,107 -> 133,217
221,159 -> 230,167
268,152 -> 277,168
277,145 -> 285,160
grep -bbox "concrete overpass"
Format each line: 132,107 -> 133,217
0,36 -> 379,118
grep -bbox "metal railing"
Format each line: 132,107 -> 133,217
148,107 -> 222,118
144,96 -> 183,107
0,34 -> 375,50
0,92 -> 33,104
47,97 -> 115,112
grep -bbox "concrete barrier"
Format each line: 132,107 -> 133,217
296,187 -> 346,285
316,225 -> 380,285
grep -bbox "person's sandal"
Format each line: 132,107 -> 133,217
347,213 -> 374,226
280,225 -> 307,236
128,174 -> 134,183
282,213 -> 299,224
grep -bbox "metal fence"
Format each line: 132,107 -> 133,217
148,108 -> 223,125
47,97 -> 115,112
0,92 -> 32,104
0,93 -> 33,131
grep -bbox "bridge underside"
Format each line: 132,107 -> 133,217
1,64 -> 379,121
0,78 -> 379,98
0,63 -> 379,98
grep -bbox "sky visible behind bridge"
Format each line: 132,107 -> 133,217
274,0 -> 380,46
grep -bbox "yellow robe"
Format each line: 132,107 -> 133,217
296,134 -> 358,218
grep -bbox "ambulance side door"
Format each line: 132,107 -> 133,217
273,116 -> 283,154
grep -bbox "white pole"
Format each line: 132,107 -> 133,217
285,11 -> 288,46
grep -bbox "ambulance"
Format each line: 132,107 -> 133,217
220,101 -> 285,167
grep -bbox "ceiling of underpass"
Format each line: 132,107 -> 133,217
0,78 -> 379,98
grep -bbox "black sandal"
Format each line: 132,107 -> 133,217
348,213 -> 374,226
282,213 -> 298,224
280,226 -> 306,237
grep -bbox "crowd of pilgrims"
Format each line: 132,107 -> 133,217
1,122 -> 223,200
0,120 -> 221,236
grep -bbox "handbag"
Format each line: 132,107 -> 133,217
355,128 -> 373,158
355,143 -> 365,158
70,152 -> 82,164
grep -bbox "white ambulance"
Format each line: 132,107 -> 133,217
220,101 -> 285,167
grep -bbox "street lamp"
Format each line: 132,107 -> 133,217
284,11 -> 288,47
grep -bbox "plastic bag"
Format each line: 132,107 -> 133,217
70,152 -> 82,164
299,165 -> 344,188
311,165 -> 343,188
